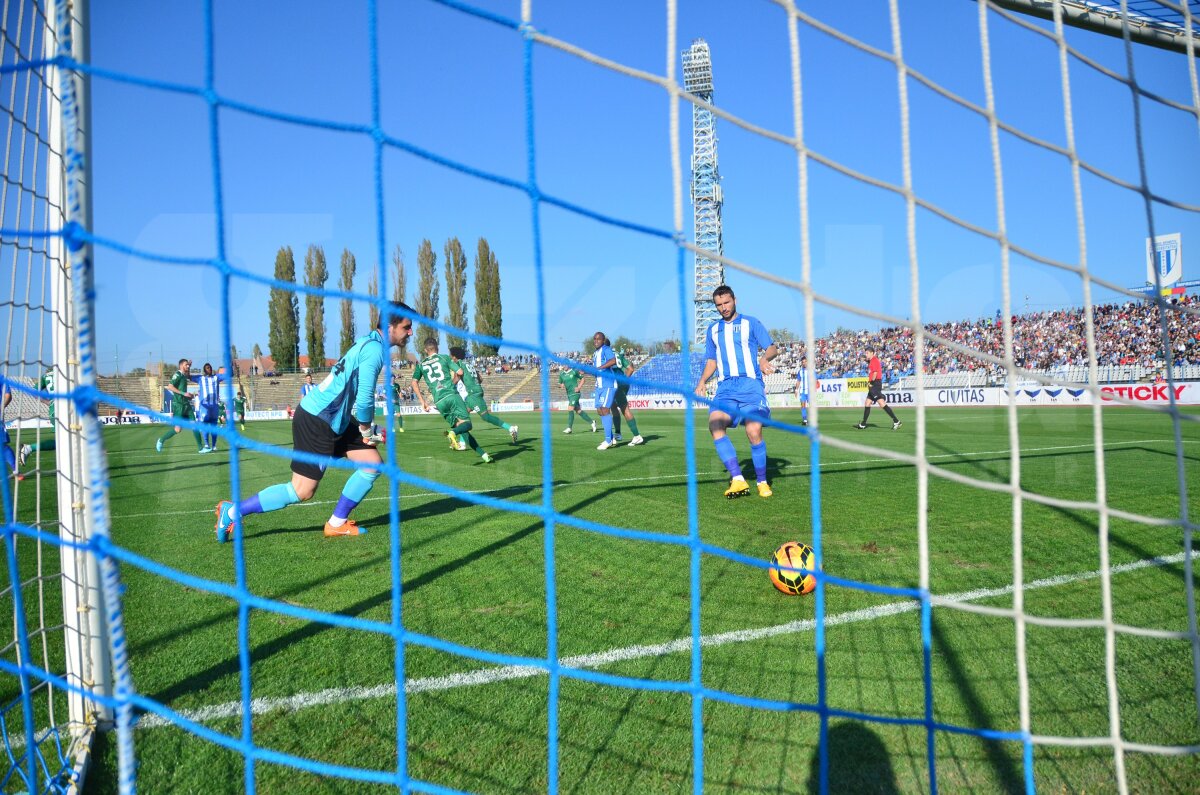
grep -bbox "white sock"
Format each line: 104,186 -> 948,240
327,516 -> 347,528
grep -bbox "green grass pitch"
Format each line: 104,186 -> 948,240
4,405 -> 1199,793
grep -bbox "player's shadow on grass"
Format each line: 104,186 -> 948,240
249,484 -> 546,538
128,484 -> 556,658
616,434 -> 665,445
804,720 -> 902,795
737,456 -> 792,484
479,447 -> 525,463
106,459 -> 226,478
144,489 -> 599,709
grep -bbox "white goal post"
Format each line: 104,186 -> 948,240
1,0 -> 112,792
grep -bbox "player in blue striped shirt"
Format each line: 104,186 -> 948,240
197,363 -> 222,453
694,286 -> 778,498
215,302 -> 415,540
794,366 -> 811,427
591,331 -> 620,450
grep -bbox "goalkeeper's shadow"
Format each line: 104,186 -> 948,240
143,485 -> 605,710
803,720 -> 903,795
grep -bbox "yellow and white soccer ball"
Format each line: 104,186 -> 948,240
769,541 -> 818,595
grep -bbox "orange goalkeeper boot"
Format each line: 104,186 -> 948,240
323,519 -> 366,537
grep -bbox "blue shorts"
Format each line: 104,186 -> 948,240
593,385 -> 615,409
199,404 -> 219,424
797,392 -> 809,403
712,378 -> 769,428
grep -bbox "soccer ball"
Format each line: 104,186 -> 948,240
769,541 -> 817,595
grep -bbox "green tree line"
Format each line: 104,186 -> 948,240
264,237 -> 503,372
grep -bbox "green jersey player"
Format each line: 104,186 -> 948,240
556,365 -> 596,434
449,346 -> 517,443
18,368 -> 59,467
609,344 -> 644,445
156,358 -> 203,453
391,381 -> 405,434
412,338 -> 492,462
234,391 -> 247,431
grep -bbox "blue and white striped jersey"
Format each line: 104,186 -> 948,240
795,368 -> 811,396
300,329 -> 386,433
704,315 -> 773,382
593,344 -> 616,389
197,374 -> 222,406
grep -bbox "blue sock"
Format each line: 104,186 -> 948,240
601,414 -> 613,442
801,405 -> 808,423
751,442 -> 767,483
240,482 -> 300,516
2,443 -> 14,472
333,469 -> 380,520
714,436 -> 741,479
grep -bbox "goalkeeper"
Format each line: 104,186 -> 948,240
215,303 -> 415,540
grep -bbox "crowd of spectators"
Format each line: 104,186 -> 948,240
771,295 -> 1200,379
471,354 -> 540,375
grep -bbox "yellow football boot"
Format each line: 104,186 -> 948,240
724,478 -> 750,499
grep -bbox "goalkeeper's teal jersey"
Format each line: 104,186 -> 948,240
300,329 -> 385,434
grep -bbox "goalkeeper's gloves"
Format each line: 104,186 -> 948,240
359,423 -> 387,446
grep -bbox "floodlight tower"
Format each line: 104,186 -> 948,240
682,38 -> 724,344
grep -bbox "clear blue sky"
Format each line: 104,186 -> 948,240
86,1 -> 1200,374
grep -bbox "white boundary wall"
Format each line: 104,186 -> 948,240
798,378 -> 1200,408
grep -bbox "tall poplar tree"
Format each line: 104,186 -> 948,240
472,237 -> 502,357
339,248 -> 357,354
415,239 -> 439,347
268,246 -> 300,372
367,266 -> 381,331
303,245 -> 328,371
392,244 -> 407,305
443,237 -> 468,351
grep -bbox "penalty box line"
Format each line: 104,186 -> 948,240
132,549 -> 1198,732
109,438 -> 1194,522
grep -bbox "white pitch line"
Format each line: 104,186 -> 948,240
127,549 -> 1197,732
105,438 -> 1196,522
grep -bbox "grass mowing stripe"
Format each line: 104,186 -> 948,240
115,549 -> 1196,734
105,438 -> 1196,522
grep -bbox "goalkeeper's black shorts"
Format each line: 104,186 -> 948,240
290,405 -> 374,481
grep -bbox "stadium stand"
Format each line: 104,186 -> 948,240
626,352 -> 706,396
96,376 -> 157,417
93,298 -> 1200,412
0,377 -> 44,420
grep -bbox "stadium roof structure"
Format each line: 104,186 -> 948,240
989,0 -> 1200,54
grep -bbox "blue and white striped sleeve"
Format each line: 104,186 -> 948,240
751,318 -> 773,352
